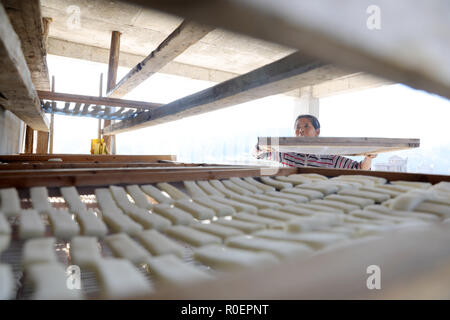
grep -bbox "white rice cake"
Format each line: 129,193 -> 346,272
415,202 -> 450,217
126,185 -> 154,209
196,180 -> 226,197
242,177 -> 276,192
101,210 -> 143,235
248,193 -> 295,206
22,237 -> 57,267
95,188 -> 122,213
391,181 -> 432,189
126,206 -> 172,231
174,199 -> 215,220
310,199 -> 360,213
260,176 -> 292,190
229,177 -> 263,194
253,229 -> 349,250
95,258 -> 153,299
296,183 -> 338,195
152,204 -> 195,225
325,194 -> 375,208
166,225 -> 222,247
109,185 -> 136,212
48,209 -> 80,239
190,222 -> 244,240
209,180 -> 240,198
278,205 -> 317,216
359,186 -> 400,197
183,181 -> 209,198
193,197 -> 236,217
286,213 -> 346,233
258,209 -> 303,221
364,205 -> 440,222
267,190 -> 309,203
281,188 -> 322,200
0,235 -> 10,254
193,245 -> 278,271
0,213 -> 11,235
214,218 -> 265,233
289,173 -> 328,181
70,236 -> 102,268
294,203 -> 344,213
145,254 -> 212,287
60,186 -> 86,212
105,233 -> 150,264
222,179 -> 253,196
156,182 -> 190,200
338,189 -> 390,203
19,209 -> 45,240
141,184 -> 175,204
0,188 -> 21,217
274,175 -> 309,185
74,209 -> 108,237
350,210 -> 414,223
233,212 -> 285,229
225,235 -> 313,259
210,196 -> 258,214
0,264 -> 14,300
135,229 -> 184,258
375,184 -> 414,193
228,194 -> 281,210
30,187 -> 53,214
27,263 -> 83,300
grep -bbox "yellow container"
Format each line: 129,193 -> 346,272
91,139 -> 108,154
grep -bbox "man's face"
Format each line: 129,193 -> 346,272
295,118 -> 320,137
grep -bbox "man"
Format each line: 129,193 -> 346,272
255,114 -> 376,170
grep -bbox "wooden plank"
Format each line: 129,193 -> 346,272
103,52 -> 350,135
0,167 -> 297,189
0,3 -> 49,131
24,125 -> 33,153
0,154 -> 177,163
0,162 -> 221,170
37,91 -> 162,110
35,131 -> 49,154
258,137 -> 420,156
107,20 -> 214,98
2,0 -> 50,91
130,0 -> 450,100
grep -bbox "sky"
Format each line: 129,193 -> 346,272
46,54 -> 450,175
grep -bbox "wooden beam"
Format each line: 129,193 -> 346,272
129,0 -> 450,100
37,91 -> 162,110
2,0 -> 50,91
104,31 -> 121,154
0,154 -> 177,163
107,20 -> 214,98
0,3 -> 49,131
36,131 -> 49,154
103,52 -> 350,135
258,137 -> 420,156
24,125 -> 33,153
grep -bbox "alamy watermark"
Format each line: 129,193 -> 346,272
366,5 -> 381,30
66,5 -> 81,30
366,265 -> 381,290
66,265 -> 81,290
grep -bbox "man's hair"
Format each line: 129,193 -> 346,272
294,114 -> 320,130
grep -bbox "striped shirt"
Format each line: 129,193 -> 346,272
257,152 -> 361,169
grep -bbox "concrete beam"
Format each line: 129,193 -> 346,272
47,37 -> 239,83
0,3 -> 49,131
103,52 -> 350,135
130,0 -> 450,100
108,20 -> 214,98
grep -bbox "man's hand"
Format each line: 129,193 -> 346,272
361,153 -> 377,170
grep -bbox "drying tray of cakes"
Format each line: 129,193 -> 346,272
0,174 -> 449,299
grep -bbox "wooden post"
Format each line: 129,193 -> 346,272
49,75 -> 55,154
24,126 -> 34,153
98,73 -> 103,140
104,31 -> 121,154
42,17 -> 52,51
